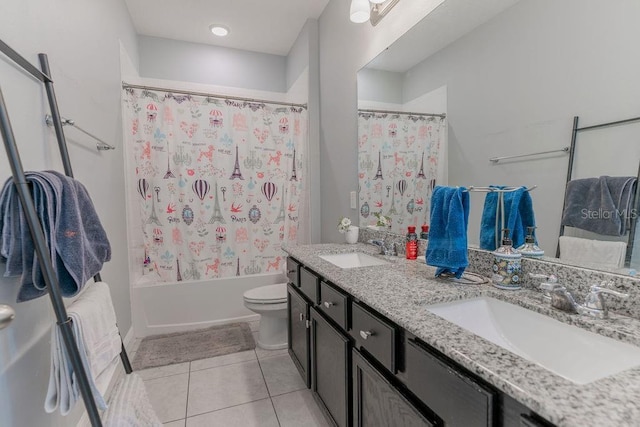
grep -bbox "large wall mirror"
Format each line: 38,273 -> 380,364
357,0 -> 640,274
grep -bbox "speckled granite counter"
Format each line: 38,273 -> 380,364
283,243 -> 640,427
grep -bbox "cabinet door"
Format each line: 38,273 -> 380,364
288,284 -> 310,387
311,307 -> 350,427
352,349 -> 433,427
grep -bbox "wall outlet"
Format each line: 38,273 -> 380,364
350,191 -> 357,209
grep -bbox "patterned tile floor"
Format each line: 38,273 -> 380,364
133,321 -> 330,427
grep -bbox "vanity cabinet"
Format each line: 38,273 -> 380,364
288,283 -> 310,387
310,306 -> 351,427
353,349 -> 434,427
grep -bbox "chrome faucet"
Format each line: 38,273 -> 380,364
538,281 -> 629,319
368,239 -> 397,256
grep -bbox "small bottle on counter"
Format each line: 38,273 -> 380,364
420,224 -> 429,240
491,229 -> 522,290
406,226 -> 418,260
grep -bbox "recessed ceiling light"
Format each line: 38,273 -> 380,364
209,25 -> 229,37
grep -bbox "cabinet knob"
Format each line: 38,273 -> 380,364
299,313 -> 305,322
359,330 -> 374,340
323,301 -> 335,308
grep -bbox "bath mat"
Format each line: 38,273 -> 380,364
132,322 -> 255,371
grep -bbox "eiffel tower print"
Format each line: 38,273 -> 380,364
230,145 -> 244,180
274,185 -> 286,223
176,258 -> 182,282
146,193 -> 162,225
236,257 -> 241,276
290,149 -> 298,181
417,152 -> 426,179
208,181 -> 226,224
387,182 -> 399,216
374,151 -> 383,180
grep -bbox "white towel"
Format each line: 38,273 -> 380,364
559,236 -> 627,269
103,373 -> 162,427
45,282 -> 122,415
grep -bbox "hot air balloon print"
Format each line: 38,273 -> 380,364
146,103 -> 158,122
192,179 -> 210,201
137,178 -> 149,200
397,179 -> 407,197
261,182 -> 277,202
215,226 -> 227,243
153,228 -> 163,244
278,117 -> 289,134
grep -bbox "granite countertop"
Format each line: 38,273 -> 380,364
282,243 -> 640,427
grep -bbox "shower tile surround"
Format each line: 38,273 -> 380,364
283,232 -> 640,426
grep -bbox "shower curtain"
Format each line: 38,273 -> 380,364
123,88 -> 307,282
357,111 -> 446,235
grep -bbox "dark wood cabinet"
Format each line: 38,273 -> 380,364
351,301 -> 398,373
310,307 -> 351,427
300,266 -> 320,304
288,284 -> 310,387
353,349 -> 433,427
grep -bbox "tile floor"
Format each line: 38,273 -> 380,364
136,322 -> 330,427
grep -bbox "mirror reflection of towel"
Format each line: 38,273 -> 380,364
559,236 -> 626,269
479,187 -> 536,251
561,176 -> 637,236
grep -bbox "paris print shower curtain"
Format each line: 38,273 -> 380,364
357,111 -> 446,235
123,88 -> 307,282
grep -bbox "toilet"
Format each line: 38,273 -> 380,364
243,283 -> 288,350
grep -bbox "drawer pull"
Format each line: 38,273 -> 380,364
288,269 -> 296,274
299,313 -> 305,322
323,301 -> 335,308
360,330 -> 374,340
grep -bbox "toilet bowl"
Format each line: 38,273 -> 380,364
243,283 -> 288,350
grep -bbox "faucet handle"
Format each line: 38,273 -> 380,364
539,282 -> 564,291
587,284 -> 629,300
580,284 -> 629,319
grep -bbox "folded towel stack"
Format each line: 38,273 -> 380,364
480,186 -> 536,251
103,373 -> 162,427
561,176 -> 637,236
559,236 -> 627,269
0,171 -> 111,302
426,186 -> 470,278
45,282 -> 122,415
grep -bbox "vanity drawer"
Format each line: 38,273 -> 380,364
405,339 -> 496,427
299,267 -> 320,304
350,301 -> 397,373
319,281 -> 348,330
286,257 -> 300,287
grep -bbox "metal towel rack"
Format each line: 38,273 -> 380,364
0,39 -> 131,427
489,147 -> 569,163
45,114 -> 115,151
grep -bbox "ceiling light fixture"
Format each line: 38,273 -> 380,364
350,0 -> 400,26
209,24 -> 229,37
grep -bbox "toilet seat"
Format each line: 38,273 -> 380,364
243,283 -> 287,304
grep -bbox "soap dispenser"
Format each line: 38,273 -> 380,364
491,229 -> 522,290
517,226 -> 544,258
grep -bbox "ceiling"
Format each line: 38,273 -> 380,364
124,0 -> 330,56
366,0 -> 521,73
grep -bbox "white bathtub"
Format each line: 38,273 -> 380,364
132,272 -> 288,337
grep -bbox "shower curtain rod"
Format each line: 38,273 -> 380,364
121,82 -> 308,109
358,108 -> 446,119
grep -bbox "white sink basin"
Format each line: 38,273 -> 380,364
319,252 -> 389,269
426,296 -> 640,384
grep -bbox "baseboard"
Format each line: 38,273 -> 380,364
137,313 -> 260,337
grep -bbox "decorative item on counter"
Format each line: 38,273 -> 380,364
338,217 -> 359,244
517,226 -> 544,257
406,226 -> 418,260
491,229 -> 522,290
420,224 -> 429,240
373,211 -> 391,229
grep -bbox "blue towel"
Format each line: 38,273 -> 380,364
0,171 -> 111,302
479,186 -> 535,251
426,186 -> 470,278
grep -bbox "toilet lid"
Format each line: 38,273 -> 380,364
243,283 -> 287,303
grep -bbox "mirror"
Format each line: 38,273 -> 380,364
357,0 -> 640,274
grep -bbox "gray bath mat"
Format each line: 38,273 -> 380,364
132,322 -> 255,370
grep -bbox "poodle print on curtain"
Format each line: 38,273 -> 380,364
358,111 -> 446,235
123,88 -> 306,282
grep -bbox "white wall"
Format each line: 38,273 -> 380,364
317,0 -> 447,242
139,35 -> 287,93
0,1 -> 138,425
401,0 -> 640,252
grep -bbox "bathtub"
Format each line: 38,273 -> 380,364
131,272 -> 288,337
